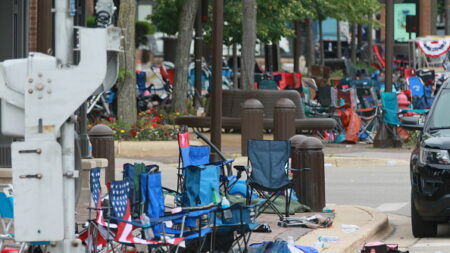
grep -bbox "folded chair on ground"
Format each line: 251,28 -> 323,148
234,140 -> 296,221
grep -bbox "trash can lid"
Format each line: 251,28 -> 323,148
88,124 -> 114,136
298,137 -> 323,150
275,98 -> 296,109
289,135 -> 308,147
242,99 -> 264,109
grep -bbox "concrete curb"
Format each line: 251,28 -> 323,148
295,205 -> 390,252
114,141 -> 409,167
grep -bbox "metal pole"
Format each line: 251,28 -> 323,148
54,1 -> 80,252
446,0 -> 450,35
211,0 -> 223,162
337,20 -> 342,58
55,0 -> 74,66
293,21 -> 301,73
232,44 -> 238,88
194,3 -> 203,108
385,0 -> 394,92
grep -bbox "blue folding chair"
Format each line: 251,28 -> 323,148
107,180 -> 186,252
123,163 -> 159,218
0,185 -> 43,253
141,171 -> 216,251
235,140 -> 295,221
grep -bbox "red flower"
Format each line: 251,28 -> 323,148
152,116 -> 161,123
129,129 -> 138,137
151,123 -> 158,128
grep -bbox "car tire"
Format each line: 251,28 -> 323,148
411,194 -> 437,238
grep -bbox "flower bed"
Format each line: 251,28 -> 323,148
98,108 -> 182,141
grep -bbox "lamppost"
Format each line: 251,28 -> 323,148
211,0 -> 224,161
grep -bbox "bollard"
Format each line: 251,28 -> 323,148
293,137 -> 325,212
274,98 -> 296,140
241,99 -> 264,156
88,125 -> 115,183
289,135 -> 308,209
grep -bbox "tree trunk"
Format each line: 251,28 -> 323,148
272,42 -> 280,72
241,0 -> 257,90
117,0 -> 137,125
305,20 -> 315,67
293,20 -> 301,72
232,44 -> 238,88
337,20 -> 342,58
172,0 -> 201,112
357,24 -> 363,56
319,20 -> 324,66
351,23 -> 357,64
264,44 -> 273,72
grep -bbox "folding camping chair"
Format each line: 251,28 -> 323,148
78,168 -> 120,253
355,85 -> 380,143
122,163 -> 159,218
107,180 -> 186,252
176,131 -> 234,194
0,185 -> 31,253
141,169 -> 217,253
235,140 -> 295,221
179,163 -> 259,253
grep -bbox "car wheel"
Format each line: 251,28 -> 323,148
411,194 -> 437,238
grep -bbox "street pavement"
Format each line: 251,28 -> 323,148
112,133 -> 450,252
112,133 -> 421,252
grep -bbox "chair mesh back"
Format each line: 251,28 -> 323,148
247,140 -> 290,190
381,92 -> 401,125
0,193 -> 13,218
90,168 -> 101,208
178,132 -> 210,167
109,181 -> 130,218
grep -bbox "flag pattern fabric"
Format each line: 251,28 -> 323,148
111,180 -> 184,246
90,168 -> 116,228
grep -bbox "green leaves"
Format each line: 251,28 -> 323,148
149,0 -> 184,35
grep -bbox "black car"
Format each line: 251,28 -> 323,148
402,79 -> 450,237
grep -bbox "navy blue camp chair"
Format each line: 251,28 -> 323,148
141,171 -> 216,252
123,163 -> 159,218
235,140 -> 295,221
107,180 -> 186,252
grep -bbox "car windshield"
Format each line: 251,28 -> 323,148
429,89 -> 450,130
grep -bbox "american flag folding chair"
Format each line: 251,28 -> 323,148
78,168 -> 118,253
107,180 -> 186,253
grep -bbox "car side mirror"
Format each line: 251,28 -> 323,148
401,116 -> 424,131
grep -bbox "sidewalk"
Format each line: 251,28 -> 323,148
113,132 -> 402,252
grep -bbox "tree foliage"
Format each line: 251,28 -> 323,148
150,0 -> 183,35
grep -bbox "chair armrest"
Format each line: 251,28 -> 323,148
234,165 -> 248,172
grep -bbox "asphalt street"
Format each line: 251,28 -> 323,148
325,163 -> 450,252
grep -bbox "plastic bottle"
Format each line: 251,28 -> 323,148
87,138 -> 93,158
221,196 -> 232,222
317,235 -> 340,243
341,224 -> 359,233
287,236 -> 294,245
